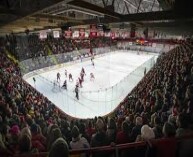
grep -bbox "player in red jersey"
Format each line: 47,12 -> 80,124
78,77 -> 83,88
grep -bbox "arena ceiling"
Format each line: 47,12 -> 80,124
0,0 -> 192,35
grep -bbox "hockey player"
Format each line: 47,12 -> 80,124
33,77 -> 36,88
90,73 -> 95,81
74,85 -> 79,100
69,73 -> 73,82
80,71 -> 85,82
62,80 -> 67,90
81,67 -> 86,75
144,67 -> 147,76
33,77 -> 36,83
65,70 -> 67,78
78,77 -> 83,88
91,59 -> 94,67
57,72 -> 61,82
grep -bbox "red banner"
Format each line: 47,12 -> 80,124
90,24 -> 97,37
111,32 -> 115,39
64,30 -> 72,38
72,30 -> 79,38
79,28 -> 85,38
97,31 -> 104,37
104,32 -> 111,37
115,31 -> 120,38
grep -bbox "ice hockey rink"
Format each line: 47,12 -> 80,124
24,51 -> 156,119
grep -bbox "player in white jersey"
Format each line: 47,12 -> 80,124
69,73 -> 73,82
65,70 -> 67,78
90,73 -> 95,81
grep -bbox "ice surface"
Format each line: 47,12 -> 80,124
25,51 -> 155,119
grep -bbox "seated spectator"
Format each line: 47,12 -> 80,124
176,113 -> 192,137
106,118 -> 117,143
85,120 -> 95,143
31,123 -> 46,152
136,125 -> 155,142
61,120 -> 72,145
47,127 -> 62,150
91,118 -> 109,147
177,113 -> 193,157
153,122 -> 177,157
79,122 -> 90,143
8,125 -> 20,153
91,118 -> 110,157
162,122 -> 176,138
70,125 -> 89,157
20,127 -> 31,139
0,124 -> 12,155
125,114 -> 135,131
116,121 -> 131,144
130,116 -> 143,142
18,134 -> 37,154
49,137 -> 69,157
152,116 -> 163,138
70,125 -> 89,149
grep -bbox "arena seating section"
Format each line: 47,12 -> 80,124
0,35 -> 193,157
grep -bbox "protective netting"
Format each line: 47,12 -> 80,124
24,50 -> 157,118
79,56 -> 155,104
32,55 -> 155,107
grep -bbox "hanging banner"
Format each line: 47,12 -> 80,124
90,24 -> 97,37
97,30 -> 104,37
53,31 -> 60,38
152,43 -> 157,48
85,31 -> 89,38
64,30 -> 72,38
39,31 -> 47,39
124,32 -> 130,38
121,32 -> 126,39
111,32 -> 115,39
115,31 -> 120,38
79,28 -> 85,38
104,32 -> 111,37
72,30 -> 79,38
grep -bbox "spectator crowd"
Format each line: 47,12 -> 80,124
0,34 -> 117,61
0,35 -> 193,157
